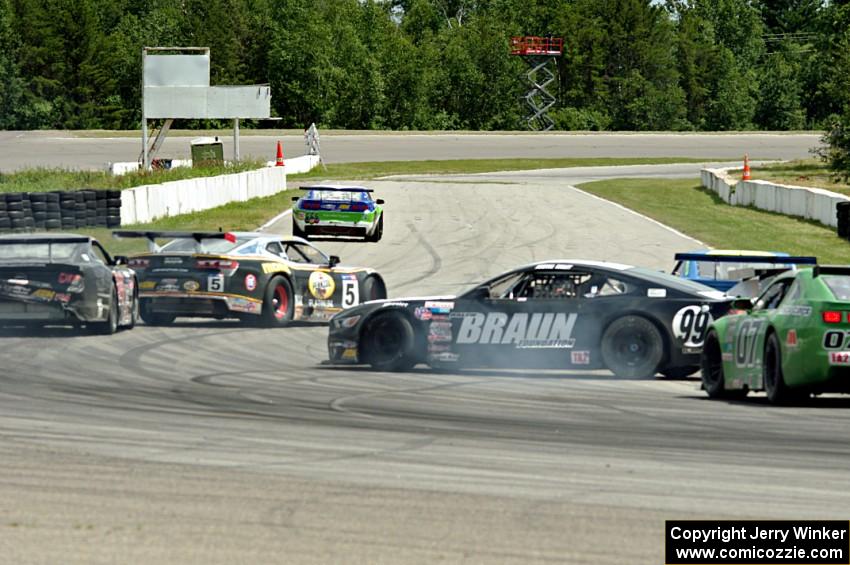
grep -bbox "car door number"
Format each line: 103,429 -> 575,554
342,279 -> 359,308
673,305 -> 712,346
208,274 -> 224,293
823,330 -> 850,350
735,319 -> 765,368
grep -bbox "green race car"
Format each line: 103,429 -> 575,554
291,185 -> 384,242
701,265 -> 850,404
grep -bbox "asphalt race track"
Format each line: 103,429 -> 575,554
0,130 -> 821,171
2,165 -> 850,564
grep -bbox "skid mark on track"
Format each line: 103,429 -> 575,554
393,222 -> 444,290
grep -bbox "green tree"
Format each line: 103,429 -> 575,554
0,0 -> 26,128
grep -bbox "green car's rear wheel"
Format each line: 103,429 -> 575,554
701,330 -> 746,399
764,332 -> 806,405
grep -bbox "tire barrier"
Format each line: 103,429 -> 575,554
0,189 -> 122,233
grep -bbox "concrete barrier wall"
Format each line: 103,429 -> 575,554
121,166 -> 287,225
264,155 -> 321,174
701,167 -> 849,228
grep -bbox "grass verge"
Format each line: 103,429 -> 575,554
750,159 -> 849,194
577,177 -> 850,264
78,189 -> 300,256
288,157 -> 715,181
0,161 -> 264,194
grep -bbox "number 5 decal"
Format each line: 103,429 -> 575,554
208,274 -> 224,293
342,279 -> 359,308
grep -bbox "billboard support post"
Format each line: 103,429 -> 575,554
140,47 -> 270,170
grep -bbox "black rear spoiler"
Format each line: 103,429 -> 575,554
814,265 -> 850,277
112,230 -> 235,253
673,253 -> 817,265
0,236 -> 90,244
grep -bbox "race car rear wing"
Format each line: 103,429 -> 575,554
672,253 -> 817,275
814,265 -> 850,277
0,236 -> 90,244
112,230 -> 235,253
299,186 -> 373,192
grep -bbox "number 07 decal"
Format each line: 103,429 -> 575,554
342,279 -> 359,308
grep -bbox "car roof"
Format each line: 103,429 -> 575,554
526,259 -> 635,271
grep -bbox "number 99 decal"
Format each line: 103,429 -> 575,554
672,305 -> 713,347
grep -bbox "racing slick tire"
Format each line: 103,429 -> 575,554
139,299 -> 176,326
600,315 -> 663,378
89,286 -> 119,335
661,366 -> 700,379
361,275 -> 387,302
701,330 -> 746,400
366,214 -> 384,243
361,311 -> 418,371
126,286 -> 139,330
764,332 -> 805,405
260,276 -> 294,327
292,219 -> 307,239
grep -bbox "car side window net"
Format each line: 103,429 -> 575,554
754,280 -> 792,310
285,243 -> 327,265
512,272 -> 592,300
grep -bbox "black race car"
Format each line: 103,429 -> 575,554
0,233 -> 137,333
114,231 -> 387,327
328,260 -> 734,378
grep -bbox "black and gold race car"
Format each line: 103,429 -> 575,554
0,233 -> 137,333
113,231 -> 387,327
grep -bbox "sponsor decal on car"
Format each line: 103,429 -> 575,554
31,288 -> 55,300
786,329 -> 798,347
140,281 -> 157,290
428,343 -> 452,353
381,302 -> 409,308
245,274 -> 257,291
228,297 -> 260,313
307,298 -> 334,309
453,312 -> 578,349
308,271 -> 335,300
341,348 -> 358,360
158,278 -> 180,292
647,288 -> 667,298
262,263 -> 290,275
423,301 -> 454,313
829,351 -> 850,365
432,352 -> 460,363
163,257 -> 183,265
183,280 -> 200,291
428,321 -> 453,343
414,307 -> 432,321
571,350 -> 590,365
778,305 -> 813,317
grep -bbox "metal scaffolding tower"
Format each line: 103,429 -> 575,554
510,36 -> 563,131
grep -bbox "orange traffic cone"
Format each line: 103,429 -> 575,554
275,141 -> 285,167
742,154 -> 751,181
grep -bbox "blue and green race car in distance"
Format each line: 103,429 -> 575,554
701,264 -> 850,404
291,185 -> 384,242
673,250 -> 793,292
